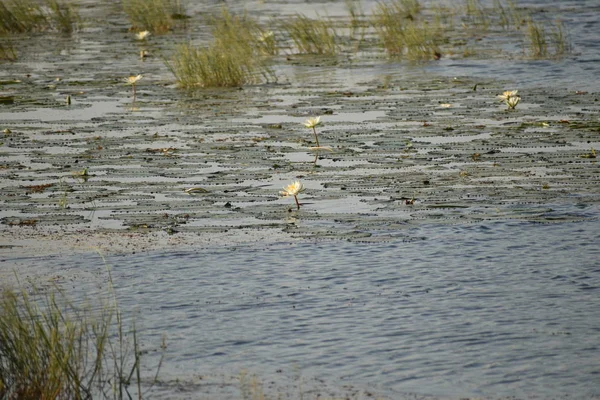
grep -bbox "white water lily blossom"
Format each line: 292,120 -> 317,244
506,95 -> 520,109
303,116 -> 321,129
125,74 -> 142,99
303,116 -> 322,147
125,74 -> 143,85
280,180 -> 305,210
497,90 -> 520,110
497,90 -> 518,102
136,30 -> 150,40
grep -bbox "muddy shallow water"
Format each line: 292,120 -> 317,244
1,0 -> 600,398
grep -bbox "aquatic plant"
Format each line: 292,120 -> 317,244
122,0 -> 186,34
281,14 -> 338,55
549,20 -> 570,57
257,30 -> 277,56
497,90 -> 518,102
493,0 -> 524,30
304,116 -> 322,147
580,148 -> 596,159
464,0 -> 489,31
135,30 -> 150,40
526,16 -> 571,58
280,180 -> 305,210
167,41 -> 273,88
125,74 -> 142,98
371,0 -> 442,60
208,7 -> 276,57
527,18 -> 547,58
497,90 -> 520,110
45,0 -> 78,34
345,0 -> 368,45
0,0 -> 78,34
0,276 -> 164,399
167,8 -> 275,88
506,95 -> 520,109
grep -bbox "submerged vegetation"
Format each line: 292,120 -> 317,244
0,277 -> 164,399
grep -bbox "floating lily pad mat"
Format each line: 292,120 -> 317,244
1,1 -> 599,246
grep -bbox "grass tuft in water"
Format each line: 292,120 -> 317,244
122,0 -> 186,34
372,0 -> 442,60
0,274 -> 164,399
527,18 -> 547,58
0,0 -> 78,34
549,19 -> 570,57
345,0 -> 368,46
281,14 -> 338,55
527,17 -> 570,58
464,0 -> 489,31
167,8 -> 275,88
493,0 -> 524,30
45,0 -> 79,34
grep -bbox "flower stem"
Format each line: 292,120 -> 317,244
294,195 -> 300,210
312,127 -> 320,147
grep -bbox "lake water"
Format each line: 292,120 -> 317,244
11,210 -> 597,399
2,0 -> 600,398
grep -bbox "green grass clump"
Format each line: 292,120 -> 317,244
281,14 -> 338,55
372,0 -> 442,60
526,18 -> 570,58
167,8 -> 275,88
167,41 -> 273,88
527,18 -> 547,57
0,0 -> 78,34
493,0 -> 524,30
463,0 -> 489,31
122,0 -> 186,34
0,280 -> 163,399
208,7 -> 277,56
45,0 -> 79,34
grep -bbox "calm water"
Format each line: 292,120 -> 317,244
27,209 -> 598,399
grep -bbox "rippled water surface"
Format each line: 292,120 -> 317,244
16,214 -> 596,399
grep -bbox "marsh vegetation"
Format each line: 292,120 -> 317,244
0,276 -> 164,399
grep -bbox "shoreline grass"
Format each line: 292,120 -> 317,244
0,273 -> 164,399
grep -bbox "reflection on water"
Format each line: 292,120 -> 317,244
18,213 -> 599,399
